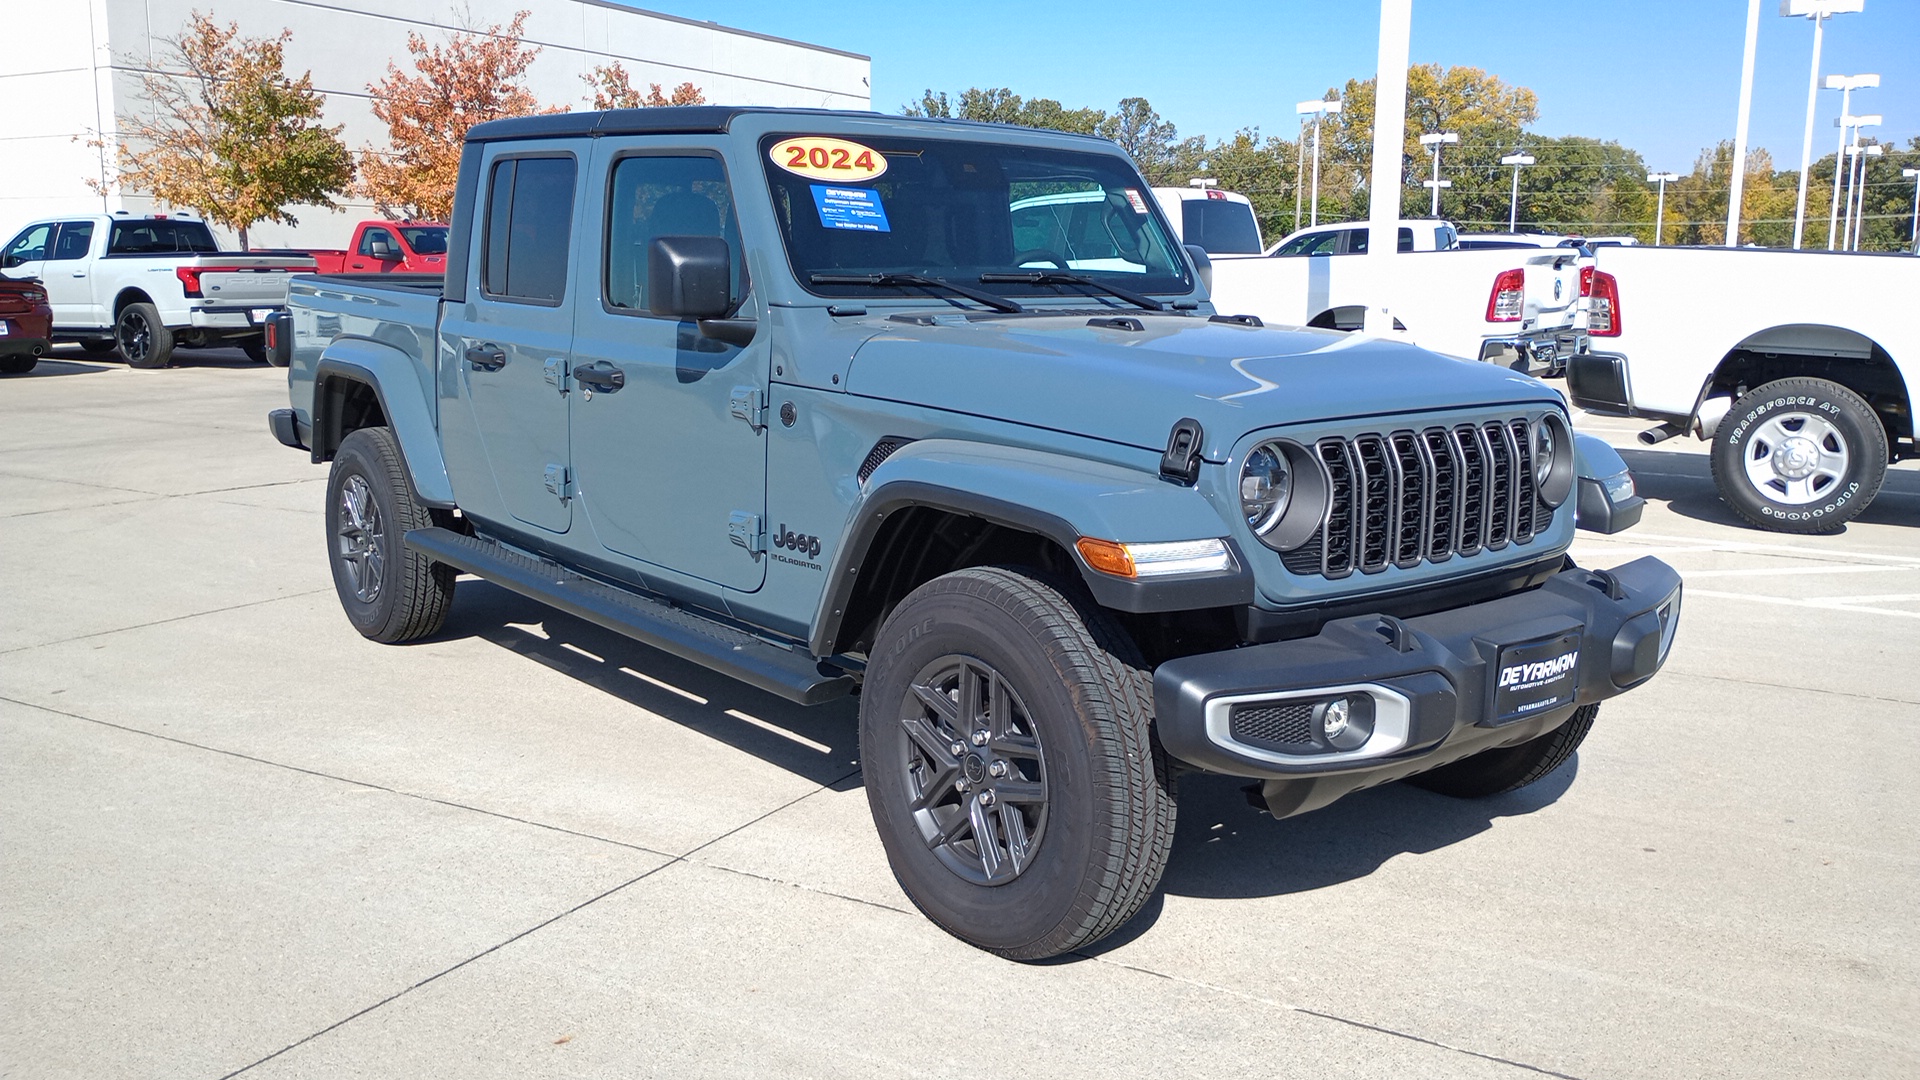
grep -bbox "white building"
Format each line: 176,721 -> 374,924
3,0 -> 871,247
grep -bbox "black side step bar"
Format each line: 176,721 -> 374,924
405,527 -> 855,706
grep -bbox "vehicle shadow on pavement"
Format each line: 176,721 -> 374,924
1620,447 -> 1920,530
447,579 -> 861,787
1076,763 -> 1578,957
5,358 -> 112,378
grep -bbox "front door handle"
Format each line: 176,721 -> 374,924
465,344 -> 506,371
574,360 -> 625,392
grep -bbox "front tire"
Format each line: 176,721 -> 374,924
1709,377 -> 1887,534
1408,704 -> 1597,799
325,427 -> 455,643
116,302 -> 174,369
861,566 -> 1176,960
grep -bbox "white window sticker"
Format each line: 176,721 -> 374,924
1125,189 -> 1149,215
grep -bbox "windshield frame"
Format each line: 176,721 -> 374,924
757,130 -> 1195,304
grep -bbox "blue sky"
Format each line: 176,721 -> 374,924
642,0 -> 1917,171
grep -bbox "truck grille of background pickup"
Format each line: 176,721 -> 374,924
1227,701 -> 1317,752
1282,419 -> 1546,579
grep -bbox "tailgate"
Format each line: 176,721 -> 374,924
1522,250 -> 1586,328
197,259 -> 314,305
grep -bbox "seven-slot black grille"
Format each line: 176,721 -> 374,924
1227,701 -> 1317,751
1281,418 -> 1550,579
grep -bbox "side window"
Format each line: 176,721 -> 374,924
50,222 -> 95,261
3,224 -> 52,266
1398,228 -> 1414,253
358,227 -> 398,257
481,156 -> 577,303
1345,229 -> 1367,254
603,155 -> 745,314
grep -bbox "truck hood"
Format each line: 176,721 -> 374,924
843,313 -> 1559,459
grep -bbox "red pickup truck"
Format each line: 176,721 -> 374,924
297,221 -> 448,274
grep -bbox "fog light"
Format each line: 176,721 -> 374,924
1321,698 -> 1350,739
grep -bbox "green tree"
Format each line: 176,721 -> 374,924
106,11 -> 352,248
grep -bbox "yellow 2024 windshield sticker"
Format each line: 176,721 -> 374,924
769,137 -> 888,182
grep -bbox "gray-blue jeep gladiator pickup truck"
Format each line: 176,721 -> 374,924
268,106 -> 1679,960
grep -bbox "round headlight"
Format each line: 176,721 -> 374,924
1240,443 -> 1292,533
1531,420 -> 1556,484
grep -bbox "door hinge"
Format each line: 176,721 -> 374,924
543,356 -> 569,393
729,386 -> 765,432
543,463 -> 571,502
728,511 -> 764,555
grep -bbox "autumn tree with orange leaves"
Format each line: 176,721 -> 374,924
358,10 -> 549,220
581,62 -> 705,110
106,12 -> 352,249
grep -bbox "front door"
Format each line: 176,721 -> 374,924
568,144 -> 769,592
441,144 -> 583,536
43,221 -> 100,326
1,224 -> 51,320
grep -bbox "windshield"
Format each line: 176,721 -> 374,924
399,226 -> 447,254
761,133 -> 1191,299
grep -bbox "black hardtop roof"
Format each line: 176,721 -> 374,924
464,106 -> 1117,148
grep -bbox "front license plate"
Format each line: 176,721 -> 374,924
1492,632 -> 1581,724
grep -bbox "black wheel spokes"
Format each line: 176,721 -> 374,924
901,657 -> 1048,885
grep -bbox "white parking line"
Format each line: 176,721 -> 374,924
1686,589 -> 1920,620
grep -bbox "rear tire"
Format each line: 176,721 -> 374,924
325,427 -> 455,643
241,338 -> 270,365
116,302 -> 173,369
861,566 -> 1176,960
1408,704 -> 1597,799
0,356 -> 36,374
77,337 -> 117,355
1709,377 -> 1886,534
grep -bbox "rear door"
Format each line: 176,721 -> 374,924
567,141 -> 768,592
439,142 -> 584,536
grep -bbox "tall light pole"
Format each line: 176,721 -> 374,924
1363,0 -> 1413,335
1420,132 -> 1458,216
1826,74 -> 1879,247
1904,167 -> 1920,254
1649,173 -> 1679,245
1781,1 -> 1865,249
1297,98 -> 1341,228
1841,114 -> 1881,249
1846,142 -> 1883,251
1727,0 -> 1763,245
1501,152 -> 1535,231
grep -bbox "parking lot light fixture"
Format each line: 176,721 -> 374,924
1420,132 -> 1459,216
1825,74 -> 1879,248
1782,0 -> 1865,249
1904,167 -> 1920,254
1648,172 -> 1680,245
1297,98 -> 1342,228
1501,153 -> 1535,231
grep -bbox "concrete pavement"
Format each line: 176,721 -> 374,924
2,349 -> 1915,1078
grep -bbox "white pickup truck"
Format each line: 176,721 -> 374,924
0,213 -> 315,368
1565,246 -> 1918,532
1205,221 -> 1604,373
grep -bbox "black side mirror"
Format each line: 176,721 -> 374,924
648,235 -> 733,319
368,239 -> 394,259
1183,243 -> 1213,294
0,255 -> 21,269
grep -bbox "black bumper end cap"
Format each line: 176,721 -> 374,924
268,408 -> 306,451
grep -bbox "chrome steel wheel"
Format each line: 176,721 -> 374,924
1740,410 -> 1849,506
335,473 -> 385,604
897,655 -> 1048,886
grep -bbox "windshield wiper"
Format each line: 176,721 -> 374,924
977,271 -> 1165,312
809,272 -> 1023,314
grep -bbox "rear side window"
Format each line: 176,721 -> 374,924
1346,227 -> 1415,254
604,155 -> 745,315
1180,200 -> 1262,255
50,222 -> 95,261
107,220 -> 217,254
482,156 -> 577,303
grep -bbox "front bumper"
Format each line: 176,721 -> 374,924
1153,557 -> 1681,810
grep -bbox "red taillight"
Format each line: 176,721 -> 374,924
174,265 -> 254,297
1486,268 -> 1525,322
263,318 -> 279,352
1580,267 -> 1622,336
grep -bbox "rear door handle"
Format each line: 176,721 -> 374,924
465,344 -> 506,371
574,360 -> 625,392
